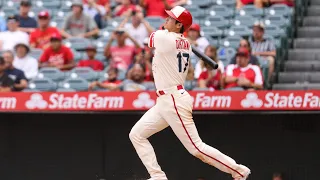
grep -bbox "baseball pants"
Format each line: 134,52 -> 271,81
129,87 -> 247,180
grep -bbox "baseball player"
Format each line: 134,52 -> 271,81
129,6 -> 251,180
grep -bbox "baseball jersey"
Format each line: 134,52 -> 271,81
149,30 -> 192,90
224,64 -> 263,89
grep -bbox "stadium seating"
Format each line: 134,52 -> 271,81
28,77 -> 57,91
0,0 -> 306,92
37,67 -> 65,82
236,5 -> 264,18
59,77 -> 89,91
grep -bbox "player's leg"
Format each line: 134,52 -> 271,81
159,93 -> 250,179
129,105 -> 169,180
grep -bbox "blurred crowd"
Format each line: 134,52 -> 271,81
0,0 -> 294,92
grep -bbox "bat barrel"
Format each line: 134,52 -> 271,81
191,46 -> 219,70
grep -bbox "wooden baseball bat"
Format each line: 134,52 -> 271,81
191,46 -> 219,70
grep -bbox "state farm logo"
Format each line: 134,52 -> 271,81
25,93 -> 48,109
25,93 -> 124,109
133,93 -> 155,108
241,92 -> 263,108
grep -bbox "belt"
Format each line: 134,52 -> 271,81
156,85 -> 184,97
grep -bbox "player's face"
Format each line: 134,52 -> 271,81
164,16 -> 178,32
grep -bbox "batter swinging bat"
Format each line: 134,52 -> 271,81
191,46 -> 219,70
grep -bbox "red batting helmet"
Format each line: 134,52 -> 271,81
165,6 -> 193,31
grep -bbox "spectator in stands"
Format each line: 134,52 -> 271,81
0,56 -> 14,92
89,67 -> 122,91
16,0 -> 37,33
60,0 -> 99,38
3,51 -> 28,91
224,47 -> 263,90
194,45 -> 224,79
118,11 -> 154,47
236,0 -> 263,9
265,0 -> 294,7
104,29 -> 140,70
77,45 -> 104,71
230,39 -> 260,66
114,0 -> 142,17
127,48 -> 153,81
250,22 -> 276,83
30,11 -> 61,50
139,0 -> 172,18
39,33 -> 75,70
187,24 -> 209,53
13,43 -> 38,79
272,172 -> 285,180
0,16 -> 29,51
83,0 -> 107,28
184,64 -> 196,90
122,63 -> 153,91
198,61 -> 222,90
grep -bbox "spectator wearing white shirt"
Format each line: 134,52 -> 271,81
0,16 -> 29,51
83,0 -> 107,28
119,11 -> 154,47
13,43 -> 38,80
186,23 -> 209,53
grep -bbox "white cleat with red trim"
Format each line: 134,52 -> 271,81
234,165 -> 251,180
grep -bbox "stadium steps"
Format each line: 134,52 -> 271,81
273,0 -> 320,90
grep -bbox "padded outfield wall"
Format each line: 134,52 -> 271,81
0,112 -> 319,180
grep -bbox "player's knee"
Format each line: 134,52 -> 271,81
129,129 -> 137,142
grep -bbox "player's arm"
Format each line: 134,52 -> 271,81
149,30 -> 174,52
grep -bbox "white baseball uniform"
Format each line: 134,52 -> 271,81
129,30 -> 250,180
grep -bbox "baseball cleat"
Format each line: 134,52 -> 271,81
234,165 -> 251,180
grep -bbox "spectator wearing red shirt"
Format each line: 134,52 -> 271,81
236,0 -> 263,9
89,67 -> 121,91
139,0 -> 173,18
104,29 -> 141,70
77,45 -> 104,71
198,61 -> 222,91
224,48 -> 263,90
39,34 -> 75,71
30,11 -> 61,50
267,0 -> 294,6
114,0 -> 142,17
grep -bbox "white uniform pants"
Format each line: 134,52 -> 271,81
129,87 -> 247,180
